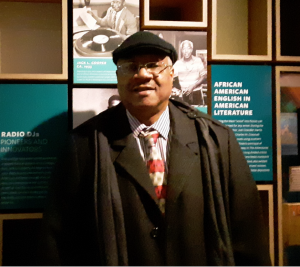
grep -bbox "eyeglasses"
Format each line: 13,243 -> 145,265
117,62 -> 172,76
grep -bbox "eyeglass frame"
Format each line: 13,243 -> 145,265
116,61 -> 173,76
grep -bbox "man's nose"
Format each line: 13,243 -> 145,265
136,67 -> 153,78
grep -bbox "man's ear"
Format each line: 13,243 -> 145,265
169,67 -> 174,78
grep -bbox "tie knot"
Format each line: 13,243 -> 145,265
140,129 -> 160,144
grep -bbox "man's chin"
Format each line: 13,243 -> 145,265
132,103 -> 158,111
113,7 -> 122,12
126,100 -> 167,113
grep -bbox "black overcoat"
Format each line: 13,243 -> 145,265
39,100 -> 271,266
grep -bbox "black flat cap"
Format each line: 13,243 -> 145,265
112,31 -> 178,65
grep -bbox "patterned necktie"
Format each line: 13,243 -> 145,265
140,129 -> 166,214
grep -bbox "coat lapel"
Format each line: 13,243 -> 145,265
112,135 -> 157,200
167,103 -> 201,204
107,104 -> 157,200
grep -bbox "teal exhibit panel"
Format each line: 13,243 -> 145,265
211,65 -> 273,181
0,84 -> 68,210
72,0 -> 140,84
74,58 -> 117,84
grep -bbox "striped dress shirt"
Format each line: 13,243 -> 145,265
126,107 -> 171,174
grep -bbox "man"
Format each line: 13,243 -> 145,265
39,31 -> 271,266
88,0 -> 137,37
173,40 -> 207,105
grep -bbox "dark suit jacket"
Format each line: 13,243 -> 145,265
38,100 -> 271,266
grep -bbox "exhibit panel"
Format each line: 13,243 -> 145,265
0,84 -> 68,211
211,65 -> 273,181
73,0 -> 139,84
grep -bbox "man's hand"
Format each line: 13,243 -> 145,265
87,10 -> 94,17
86,10 -> 103,25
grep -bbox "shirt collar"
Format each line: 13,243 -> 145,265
126,106 -> 170,140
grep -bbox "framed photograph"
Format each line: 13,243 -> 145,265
73,88 -> 120,128
73,0 -> 139,84
141,0 -> 207,29
148,30 -> 207,112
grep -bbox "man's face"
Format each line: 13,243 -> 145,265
111,0 -> 124,12
182,43 -> 193,59
116,53 -> 174,118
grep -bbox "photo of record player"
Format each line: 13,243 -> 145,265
73,0 -> 139,83
73,28 -> 124,57
73,0 -> 139,58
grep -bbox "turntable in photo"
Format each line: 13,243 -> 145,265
74,27 -> 125,57
73,0 -> 139,58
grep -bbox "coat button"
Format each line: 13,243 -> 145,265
150,227 -> 159,238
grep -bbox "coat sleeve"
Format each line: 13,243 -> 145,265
226,127 -> 272,266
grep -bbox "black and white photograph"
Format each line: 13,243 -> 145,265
73,0 -> 139,58
73,88 -> 120,128
148,31 -> 207,112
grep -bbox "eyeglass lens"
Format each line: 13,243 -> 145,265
119,62 -> 167,75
